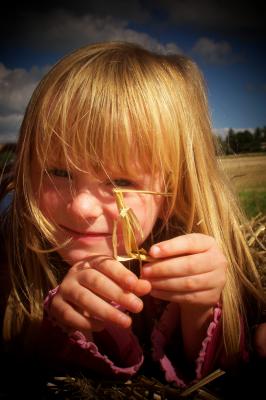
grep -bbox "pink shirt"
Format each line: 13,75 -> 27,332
42,287 -> 248,388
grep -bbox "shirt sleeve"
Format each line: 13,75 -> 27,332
42,287 -> 144,378
151,302 -> 225,387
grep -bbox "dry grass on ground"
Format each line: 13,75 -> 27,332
219,154 -> 266,217
220,153 -> 266,191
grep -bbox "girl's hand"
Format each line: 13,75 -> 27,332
141,233 -> 227,307
254,323 -> 266,358
49,256 -> 151,334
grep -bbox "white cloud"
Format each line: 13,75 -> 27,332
0,63 -> 50,143
0,11 -> 183,143
0,63 -> 50,116
0,114 -> 22,142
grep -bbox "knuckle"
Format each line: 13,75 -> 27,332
186,234 -> 196,249
103,306 -> 119,322
184,276 -> 197,291
185,255 -> 195,273
182,292 -> 199,304
91,255 -> 113,270
87,269 -> 102,289
117,291 -> 133,307
116,291 -> 126,305
60,306 -> 74,326
76,291 -> 89,307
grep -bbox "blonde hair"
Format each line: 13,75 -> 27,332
2,41 -> 265,357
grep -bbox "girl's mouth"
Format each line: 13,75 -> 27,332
60,225 -> 112,239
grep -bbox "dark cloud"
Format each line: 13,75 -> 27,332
191,37 -> 244,65
1,9 -> 182,55
153,0 -> 266,35
0,0 -> 150,42
17,0 -> 149,21
2,0 -> 265,43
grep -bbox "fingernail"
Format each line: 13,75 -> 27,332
125,275 -> 137,288
141,266 -> 152,276
131,297 -> 143,312
150,245 -> 161,257
118,313 -> 131,327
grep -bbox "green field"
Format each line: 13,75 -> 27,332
220,153 -> 266,218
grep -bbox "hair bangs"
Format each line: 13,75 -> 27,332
33,51 -> 177,183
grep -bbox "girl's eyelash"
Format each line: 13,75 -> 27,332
111,179 -> 134,187
45,170 -> 134,186
47,168 -> 72,179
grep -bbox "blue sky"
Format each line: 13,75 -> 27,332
0,0 -> 265,142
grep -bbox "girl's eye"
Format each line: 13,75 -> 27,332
112,178 -> 133,187
47,168 -> 72,179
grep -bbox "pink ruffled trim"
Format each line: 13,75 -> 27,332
43,286 -> 60,325
195,305 -> 222,379
70,330 -> 143,375
44,286 -> 59,309
151,303 -> 186,388
43,287 -> 143,376
152,303 -> 222,387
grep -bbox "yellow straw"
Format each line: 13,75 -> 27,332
112,188 -> 172,270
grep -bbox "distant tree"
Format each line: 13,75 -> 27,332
215,135 -> 227,155
254,127 -> 262,140
218,126 -> 266,154
226,128 -> 237,154
262,126 -> 266,140
235,130 -> 253,152
252,127 -> 263,152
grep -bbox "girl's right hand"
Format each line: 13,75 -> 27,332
49,256 -> 151,334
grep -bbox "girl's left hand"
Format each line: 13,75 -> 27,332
141,233 -> 227,307
254,323 -> 266,358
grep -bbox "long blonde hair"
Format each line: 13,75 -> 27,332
2,41 -> 265,356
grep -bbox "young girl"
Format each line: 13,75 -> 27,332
0,41 -> 265,388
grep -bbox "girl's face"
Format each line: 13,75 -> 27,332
32,162 -> 163,265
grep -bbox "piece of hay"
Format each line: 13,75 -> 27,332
241,213 -> 266,290
112,188 -> 172,270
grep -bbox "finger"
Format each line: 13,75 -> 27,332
50,295 -> 104,332
78,269 -> 144,313
81,257 -> 148,295
149,233 -> 216,258
70,287 -> 133,328
150,288 -> 220,306
141,252 -> 217,279
133,278 -> 152,296
254,323 -> 266,358
148,270 -> 224,292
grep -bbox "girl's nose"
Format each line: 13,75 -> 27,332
68,191 -> 103,219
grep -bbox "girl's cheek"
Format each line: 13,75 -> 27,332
38,189 -> 61,217
107,202 -> 121,219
